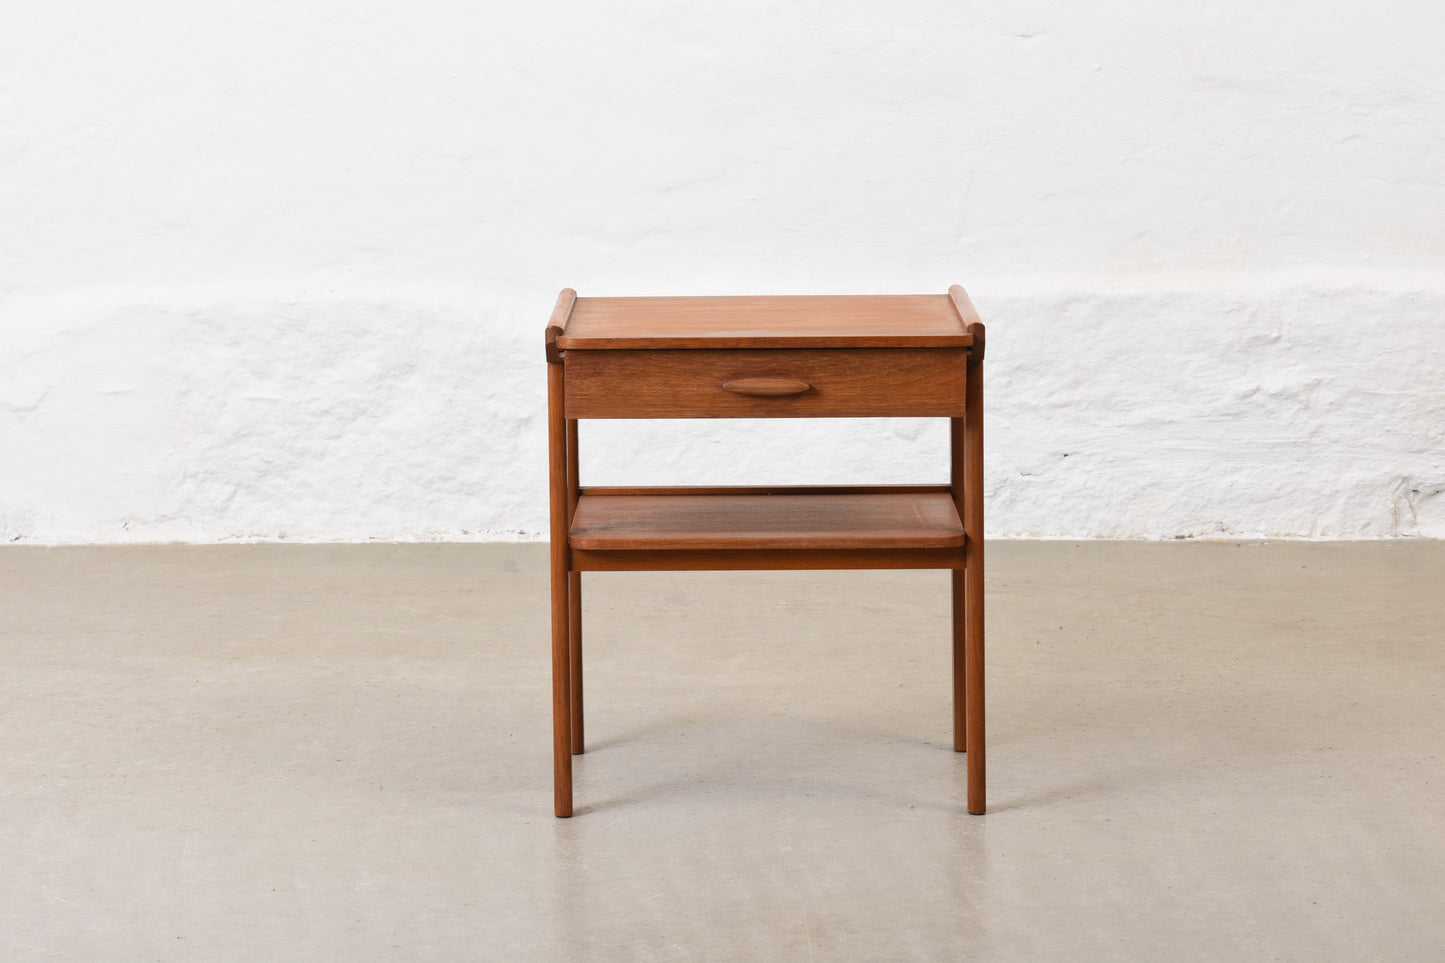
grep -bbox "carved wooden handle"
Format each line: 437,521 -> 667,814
721,377 -> 812,397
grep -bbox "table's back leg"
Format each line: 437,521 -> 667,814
568,571 -> 583,754
952,567 -> 967,752
566,419 -> 584,755
951,418 -> 967,754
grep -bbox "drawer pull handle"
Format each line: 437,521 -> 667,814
721,377 -> 812,397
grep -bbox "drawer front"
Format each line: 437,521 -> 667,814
564,348 -> 967,418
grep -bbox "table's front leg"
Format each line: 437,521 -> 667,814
963,344 -> 985,815
548,362 -> 574,817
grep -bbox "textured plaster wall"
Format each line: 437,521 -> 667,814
2,2 -> 1443,542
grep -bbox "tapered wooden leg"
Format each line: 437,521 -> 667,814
964,547 -> 984,813
963,351 -> 986,815
548,363 -> 573,817
566,418 -> 583,755
569,571 -> 584,754
951,568 -> 966,752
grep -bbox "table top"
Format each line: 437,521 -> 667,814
553,292 -> 978,350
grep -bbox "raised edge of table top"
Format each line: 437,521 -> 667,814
555,295 -> 974,350
569,492 -> 965,551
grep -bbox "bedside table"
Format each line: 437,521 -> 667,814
544,287 -> 986,816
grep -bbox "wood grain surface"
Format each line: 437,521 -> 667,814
569,492 -> 965,551
580,485 -> 952,497
571,546 -> 966,572
556,294 -> 975,349
564,347 -> 967,418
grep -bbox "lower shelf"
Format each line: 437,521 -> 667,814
569,488 -> 965,554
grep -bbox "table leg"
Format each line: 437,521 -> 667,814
569,571 -> 584,754
951,568 -> 966,752
964,351 -> 985,815
548,363 -> 573,817
566,418 -> 584,756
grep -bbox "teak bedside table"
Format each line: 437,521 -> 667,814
545,287 -> 986,816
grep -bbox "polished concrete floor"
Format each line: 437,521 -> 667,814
1,541 -> 1442,960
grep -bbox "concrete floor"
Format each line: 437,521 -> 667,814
1,542 -> 1442,960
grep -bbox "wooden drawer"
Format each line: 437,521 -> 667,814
563,348 -> 967,418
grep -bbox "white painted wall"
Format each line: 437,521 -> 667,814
3,1 -> 1443,542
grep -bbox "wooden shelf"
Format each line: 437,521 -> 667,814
569,490 -> 964,551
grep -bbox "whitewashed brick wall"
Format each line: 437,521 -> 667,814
3,2 -> 1442,541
